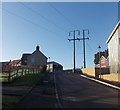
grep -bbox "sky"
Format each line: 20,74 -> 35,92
1,1 -> 119,69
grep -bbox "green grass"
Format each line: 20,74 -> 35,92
2,72 -> 47,109
0,73 -> 9,82
0,74 -> 9,76
2,95 -> 21,109
2,72 -> 46,86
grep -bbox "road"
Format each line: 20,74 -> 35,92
55,72 -> 119,108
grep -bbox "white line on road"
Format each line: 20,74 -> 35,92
80,74 -> 120,90
54,73 -> 62,108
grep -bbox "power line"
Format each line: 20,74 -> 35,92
47,2 -> 78,29
2,7 -> 59,35
16,0 -> 67,33
86,42 -> 94,52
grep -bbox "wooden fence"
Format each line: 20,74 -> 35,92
0,66 -> 41,82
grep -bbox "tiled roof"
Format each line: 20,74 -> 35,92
9,60 -> 21,65
21,54 -> 31,59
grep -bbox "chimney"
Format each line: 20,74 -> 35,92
36,45 -> 40,51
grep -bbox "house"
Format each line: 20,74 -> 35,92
95,56 -> 109,68
100,56 -> 109,68
47,61 -> 63,72
0,61 -> 10,67
9,59 -> 21,67
21,54 -> 31,65
106,20 -> 120,74
21,45 -> 47,67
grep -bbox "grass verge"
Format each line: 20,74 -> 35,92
2,72 -> 48,109
2,72 -> 46,86
2,95 -> 21,110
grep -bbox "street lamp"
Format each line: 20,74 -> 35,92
98,45 -> 101,78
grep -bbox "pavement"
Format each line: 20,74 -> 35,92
80,74 -> 120,90
2,86 -> 32,96
81,73 -> 120,88
15,73 -> 57,109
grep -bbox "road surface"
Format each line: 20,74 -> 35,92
55,72 -> 119,108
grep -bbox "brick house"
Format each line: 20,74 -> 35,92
100,56 -> 109,68
95,56 -> 109,68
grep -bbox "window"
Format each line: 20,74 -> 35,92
101,59 -> 105,63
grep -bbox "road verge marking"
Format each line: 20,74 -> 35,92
54,73 -> 62,108
80,74 -> 120,90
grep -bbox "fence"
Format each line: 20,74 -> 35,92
0,66 -> 41,82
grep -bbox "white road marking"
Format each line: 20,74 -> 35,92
80,74 -> 120,90
54,73 -> 62,108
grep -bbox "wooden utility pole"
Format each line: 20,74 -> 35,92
68,30 -> 80,73
75,29 -> 89,68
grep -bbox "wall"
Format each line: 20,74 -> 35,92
27,50 -> 47,66
108,24 -> 119,73
81,68 -> 95,77
81,68 -> 120,82
102,73 -> 120,82
118,25 -> 120,74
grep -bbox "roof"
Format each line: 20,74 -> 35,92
100,56 -> 107,60
9,59 -> 21,65
21,54 -> 31,59
31,50 -> 47,59
47,61 -> 62,66
106,20 -> 120,44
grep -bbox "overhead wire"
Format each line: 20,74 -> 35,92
16,0 -> 67,33
86,42 -> 94,53
47,2 -> 78,29
1,7 -> 59,36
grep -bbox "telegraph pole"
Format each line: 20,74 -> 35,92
83,30 -> 89,68
77,29 -> 89,68
68,30 -> 80,73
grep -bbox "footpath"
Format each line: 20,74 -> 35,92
2,73 -> 57,110
16,73 -> 57,109
80,73 -> 120,90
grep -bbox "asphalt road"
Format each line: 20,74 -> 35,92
55,72 -> 120,108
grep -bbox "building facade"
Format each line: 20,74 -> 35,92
106,21 -> 120,74
95,56 -> 109,68
47,61 -> 63,72
21,46 -> 47,67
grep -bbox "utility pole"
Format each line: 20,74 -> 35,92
68,30 -> 80,73
83,30 -> 89,68
77,29 -> 89,68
